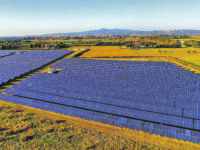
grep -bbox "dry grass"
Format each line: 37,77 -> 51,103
80,46 -> 136,57
0,100 -> 199,150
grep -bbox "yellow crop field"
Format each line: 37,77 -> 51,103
80,46 -> 200,58
80,46 -> 136,57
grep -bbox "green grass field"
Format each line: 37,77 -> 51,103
132,48 -> 200,57
178,56 -> 200,66
133,48 -> 200,73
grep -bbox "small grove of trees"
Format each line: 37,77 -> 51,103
95,42 -> 124,46
55,43 -> 71,48
171,35 -> 190,39
96,41 -> 138,48
0,41 -> 72,50
184,40 -> 200,48
0,43 -> 19,49
125,42 -> 136,48
30,42 -> 44,48
151,40 -> 181,48
95,40 -> 182,48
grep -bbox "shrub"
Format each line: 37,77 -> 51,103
55,120 -> 66,124
0,136 -> 3,142
0,125 -> 7,131
20,117 -> 28,121
39,117 -> 47,123
45,119 -> 53,125
0,107 -> 3,112
13,121 -> 32,133
7,114 -> 14,119
26,129 -> 35,138
7,106 -> 24,113
19,134 -> 28,142
19,129 -> 35,142
67,125 -> 74,130
57,127 -> 66,133
4,130 -> 13,136
44,126 -> 54,133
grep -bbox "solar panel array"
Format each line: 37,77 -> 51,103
0,50 -> 72,85
1,58 -> 200,143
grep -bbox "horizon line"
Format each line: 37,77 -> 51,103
1,28 -> 200,37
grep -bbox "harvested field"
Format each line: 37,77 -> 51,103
80,46 -> 136,57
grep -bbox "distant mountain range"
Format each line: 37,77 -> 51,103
1,29 -> 200,38
43,28 -> 200,36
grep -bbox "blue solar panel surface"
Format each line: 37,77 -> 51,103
1,58 -> 200,143
0,50 -> 25,57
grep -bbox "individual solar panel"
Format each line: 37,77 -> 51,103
183,109 -> 200,119
194,120 -> 200,130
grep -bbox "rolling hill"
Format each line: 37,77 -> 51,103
44,28 -> 200,36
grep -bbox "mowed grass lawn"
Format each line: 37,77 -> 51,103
132,48 -> 200,57
0,100 -> 200,150
80,46 -> 200,59
132,48 -> 200,67
80,46 -> 136,57
178,56 -> 200,66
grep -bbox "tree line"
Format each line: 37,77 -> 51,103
0,35 -> 198,50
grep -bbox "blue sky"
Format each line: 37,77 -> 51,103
0,0 -> 200,36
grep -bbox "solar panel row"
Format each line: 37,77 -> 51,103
5,87 -> 182,117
